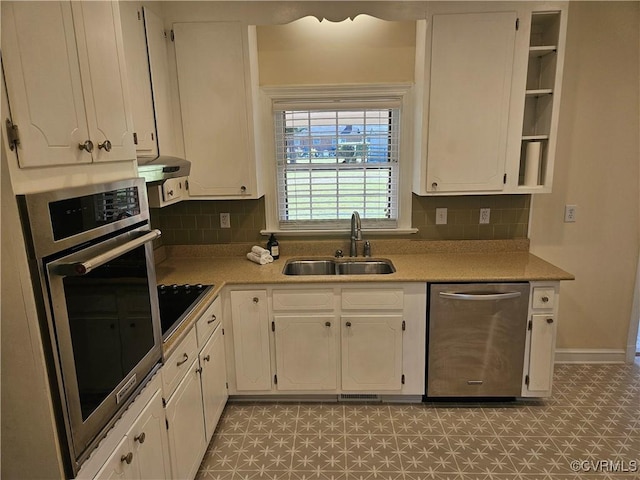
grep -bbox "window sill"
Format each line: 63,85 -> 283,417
260,228 -> 418,237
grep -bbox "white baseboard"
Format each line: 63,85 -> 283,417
555,348 -> 627,364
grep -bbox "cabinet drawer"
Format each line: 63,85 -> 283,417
162,328 -> 198,399
532,287 -> 555,309
342,289 -> 404,310
196,296 -> 221,347
272,289 -> 334,311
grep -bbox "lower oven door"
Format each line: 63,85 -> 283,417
46,228 -> 162,467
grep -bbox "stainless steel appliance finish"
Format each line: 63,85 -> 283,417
18,178 -> 163,475
427,283 -> 530,397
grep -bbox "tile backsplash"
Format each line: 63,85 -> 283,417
152,194 -> 530,246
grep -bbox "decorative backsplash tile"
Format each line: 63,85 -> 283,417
152,194 -> 530,245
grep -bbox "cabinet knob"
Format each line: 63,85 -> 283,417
195,366 -> 203,374
253,297 -> 259,303
541,296 -> 549,303
120,452 -> 133,465
176,353 -> 189,366
325,321 -> 331,327
207,314 -> 217,324
203,354 -> 211,362
134,432 -> 146,444
167,190 -> 174,197
240,185 -> 247,193
345,321 -> 352,327
78,140 -> 94,153
98,139 -> 112,152
546,318 -> 554,324
431,182 -> 438,190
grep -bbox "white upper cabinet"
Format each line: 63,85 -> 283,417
2,1 -> 135,168
119,2 -> 158,158
174,22 -> 261,198
416,11 -> 518,194
413,3 -> 567,196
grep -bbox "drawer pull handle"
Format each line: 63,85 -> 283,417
325,321 -> 331,327
345,321 -> 352,327
541,296 -> 549,303
203,355 -> 211,362
253,297 -> 259,303
176,353 -> 189,366
546,318 -> 554,324
121,452 -> 133,465
134,432 -> 146,444
207,314 -> 217,324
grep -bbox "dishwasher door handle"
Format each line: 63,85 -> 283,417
439,291 -> 522,301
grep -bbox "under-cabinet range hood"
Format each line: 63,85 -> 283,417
137,156 -> 191,184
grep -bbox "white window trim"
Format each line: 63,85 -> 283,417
259,84 -> 416,236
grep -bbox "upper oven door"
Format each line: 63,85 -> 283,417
46,228 -> 162,460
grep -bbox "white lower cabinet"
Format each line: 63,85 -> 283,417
226,284 -> 426,397
273,315 -> 337,391
200,326 -> 228,440
341,315 -> 404,391
163,295 -> 228,480
230,290 -> 271,391
522,282 -> 560,397
95,389 -> 170,480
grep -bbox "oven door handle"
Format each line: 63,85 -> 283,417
439,291 -> 522,301
53,229 -> 161,276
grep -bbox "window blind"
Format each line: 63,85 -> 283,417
274,106 -> 400,230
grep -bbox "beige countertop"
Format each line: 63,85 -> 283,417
156,240 -> 574,355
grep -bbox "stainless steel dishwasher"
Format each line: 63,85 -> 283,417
427,283 -> 530,397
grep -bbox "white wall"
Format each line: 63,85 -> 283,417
529,1 -> 640,357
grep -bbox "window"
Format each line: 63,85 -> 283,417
274,103 -> 400,230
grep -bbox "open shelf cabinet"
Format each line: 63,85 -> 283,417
518,11 -> 563,190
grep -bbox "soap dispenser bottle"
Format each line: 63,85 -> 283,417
267,233 -> 280,260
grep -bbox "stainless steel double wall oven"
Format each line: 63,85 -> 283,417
18,178 -> 162,475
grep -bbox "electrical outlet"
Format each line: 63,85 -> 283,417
479,208 -> 491,224
435,208 -> 447,225
564,205 -> 577,223
220,213 -> 231,228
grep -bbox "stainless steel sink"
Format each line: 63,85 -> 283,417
336,259 -> 395,275
282,258 -> 395,276
282,259 -> 336,275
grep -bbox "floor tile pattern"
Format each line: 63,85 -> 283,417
197,361 -> 640,480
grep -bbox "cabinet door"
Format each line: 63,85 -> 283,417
426,12 -> 517,192
72,1 -> 136,162
174,22 -> 255,197
230,291 -> 271,391
526,314 -> 556,394
341,315 -> 403,391
94,435 -> 137,480
130,390 -> 171,480
165,359 -> 207,480
119,1 -> 157,158
144,7 -> 177,157
200,326 -> 228,442
274,315 -> 337,391
1,2 -> 91,168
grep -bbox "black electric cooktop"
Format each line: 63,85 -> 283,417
157,283 -> 213,339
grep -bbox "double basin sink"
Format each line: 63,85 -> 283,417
283,258 -> 395,276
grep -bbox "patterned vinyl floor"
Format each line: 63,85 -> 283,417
196,361 -> 640,480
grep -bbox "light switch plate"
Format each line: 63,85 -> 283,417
220,213 -> 231,228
